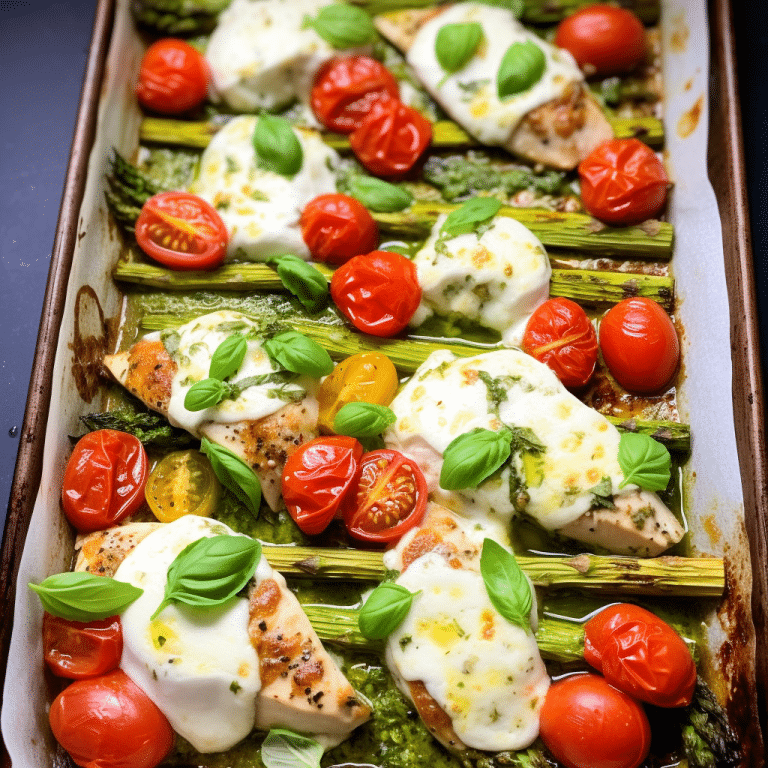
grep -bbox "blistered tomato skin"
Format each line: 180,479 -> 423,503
43,614 -> 122,680
584,603 -> 697,708
579,139 -> 669,225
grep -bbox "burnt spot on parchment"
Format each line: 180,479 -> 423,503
70,286 -> 111,403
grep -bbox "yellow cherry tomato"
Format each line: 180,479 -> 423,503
317,352 -> 398,434
145,450 -> 220,523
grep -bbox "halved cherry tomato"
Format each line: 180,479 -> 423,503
49,669 -> 174,768
43,613 -> 122,680
331,250 -> 422,337
282,436 -> 363,535
300,193 -> 379,265
317,353 -> 399,434
311,56 -> 400,134
579,138 -> 669,225
584,603 -> 697,708
349,99 -> 432,177
136,38 -> 209,115
135,191 -> 228,270
599,297 -> 679,393
555,6 -> 646,77
343,449 -> 427,544
522,298 -> 598,388
539,673 -> 651,768
62,430 -> 148,533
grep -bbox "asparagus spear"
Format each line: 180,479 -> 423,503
79,410 -> 195,451
131,0 -> 229,35
681,682 -> 743,768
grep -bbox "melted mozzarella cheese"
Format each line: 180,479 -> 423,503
406,3 -> 582,146
189,116 -> 340,261
115,516 -> 268,753
410,214 -> 551,346
385,349 -> 630,531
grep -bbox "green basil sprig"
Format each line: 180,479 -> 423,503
151,534 -> 262,620
435,22 -> 483,77
265,331 -> 334,377
618,432 -> 671,491
359,582 -> 420,640
185,377 -> 227,411
304,5 -> 376,49
440,427 -> 512,490
210,333 -> 247,381
480,538 -> 532,630
261,728 -> 323,768
201,437 -> 262,517
253,114 -> 303,177
29,572 -> 143,622
440,197 -> 502,239
497,40 -> 546,99
268,255 -> 329,313
334,402 -> 396,438
349,176 -> 413,213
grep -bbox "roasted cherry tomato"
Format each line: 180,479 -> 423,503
522,298 -> 598,388
300,193 -> 379,265
331,250 -> 422,337
145,449 -> 220,523
317,352 -> 399,434
62,430 -> 148,533
282,436 -> 363,535
555,6 -> 646,77
539,673 -> 651,768
49,669 -> 174,768
43,613 -> 122,680
135,191 -> 228,271
349,99 -> 432,177
311,56 -> 400,133
584,603 -> 697,708
599,297 -> 679,393
136,38 -> 209,115
579,138 -> 669,225
343,449 -> 427,544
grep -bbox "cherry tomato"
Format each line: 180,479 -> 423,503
136,38 -> 209,115
300,193 -> 379,265
42,613 -> 122,680
282,436 -> 363,535
135,191 -> 228,270
349,99 -> 432,177
311,56 -> 400,134
539,674 -> 651,768
555,6 -> 646,77
317,353 -> 399,434
343,449 -> 427,544
579,138 -> 669,225
331,250 -> 422,337
522,298 -> 598,388
584,603 -> 697,708
62,430 -> 148,533
599,297 -> 679,393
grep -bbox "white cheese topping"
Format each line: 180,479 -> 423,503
115,516 -> 267,753
189,116 -> 340,261
410,213 -> 551,346
406,3 -> 583,146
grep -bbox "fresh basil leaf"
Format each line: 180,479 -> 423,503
253,114 -> 303,177
435,22 -> 483,76
439,427 -> 512,491
479,538 -> 531,630
588,476 -> 616,509
261,728 -> 323,768
304,4 -> 376,49
29,572 -> 143,622
618,432 -> 671,491
269,255 -> 329,313
200,437 -> 262,517
349,176 -> 413,213
334,402 -> 396,438
497,40 -> 546,99
184,378 -> 227,412
264,331 -> 334,378
476,0 -> 524,16
440,197 -> 502,239
210,333 -> 247,381
151,534 -> 262,620
359,582 -> 420,640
